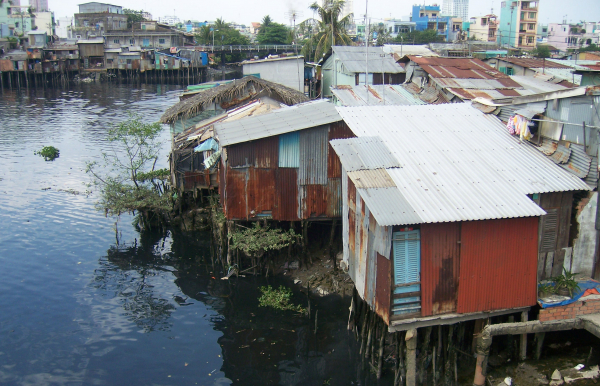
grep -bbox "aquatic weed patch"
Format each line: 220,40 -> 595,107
258,285 -> 305,313
35,146 -> 60,161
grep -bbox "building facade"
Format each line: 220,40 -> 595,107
548,22 -> 600,52
104,22 -> 193,49
469,15 -> 498,42
411,4 -> 454,42
55,16 -> 72,38
441,0 -> 469,20
74,2 -> 126,39
498,0 -> 539,49
29,0 -> 48,12
78,2 -> 123,14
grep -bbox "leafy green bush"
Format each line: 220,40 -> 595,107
231,222 -> 300,259
258,285 -> 305,313
35,146 -> 60,161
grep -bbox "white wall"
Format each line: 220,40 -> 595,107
243,57 -> 303,92
571,192 -> 597,277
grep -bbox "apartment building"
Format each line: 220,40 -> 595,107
498,0 -> 539,49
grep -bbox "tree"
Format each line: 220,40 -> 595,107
194,18 -> 250,46
371,23 -> 392,46
531,45 -> 551,58
123,9 -> 147,29
257,21 -> 290,44
300,0 -> 353,62
394,29 -> 444,45
86,114 -> 171,230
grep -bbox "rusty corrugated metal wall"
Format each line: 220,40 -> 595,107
421,222 -> 461,317
537,192 -> 573,280
328,121 -> 355,178
457,217 -> 539,314
221,123 -> 350,221
273,168 -> 299,221
375,253 -> 391,325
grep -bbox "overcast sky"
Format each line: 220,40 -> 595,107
49,0 -> 600,27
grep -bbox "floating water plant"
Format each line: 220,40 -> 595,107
35,146 -> 60,161
258,285 -> 305,313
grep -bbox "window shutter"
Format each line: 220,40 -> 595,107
540,208 -> 558,252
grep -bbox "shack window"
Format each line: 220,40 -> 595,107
113,39 -> 119,43
159,38 -> 165,44
540,208 -> 558,252
278,132 -> 299,168
392,230 -> 421,316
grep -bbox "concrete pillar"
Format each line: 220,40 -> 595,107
406,328 -> 417,386
520,311 -> 528,360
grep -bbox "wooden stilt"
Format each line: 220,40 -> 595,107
377,321 -> 387,379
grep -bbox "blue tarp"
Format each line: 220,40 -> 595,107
194,138 -> 218,152
539,280 -> 600,308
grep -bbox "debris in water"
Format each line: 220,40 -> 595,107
575,364 -> 585,370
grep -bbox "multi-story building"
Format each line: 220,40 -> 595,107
441,0 -> 469,21
141,11 -> 152,21
29,0 -> 48,12
468,15 -> 498,42
384,19 -> 416,38
548,22 -> 600,52
0,1 -> 35,36
73,2 -> 127,39
33,10 -> 53,35
411,4 -> 456,42
498,0 -> 539,49
537,24 -> 548,44
104,21 -> 193,49
158,15 -> 180,26
55,16 -> 72,38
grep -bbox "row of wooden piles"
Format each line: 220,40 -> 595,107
348,288 -> 490,386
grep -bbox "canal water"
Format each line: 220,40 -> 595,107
0,83 -> 367,386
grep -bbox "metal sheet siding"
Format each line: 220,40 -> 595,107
225,167 -> 248,220
299,126 -> 329,185
342,167 -> 350,265
278,132 -> 300,168
247,168 -> 276,216
545,96 -> 594,144
375,252 -> 391,325
300,184 -> 327,218
420,222 -> 461,317
273,168 -> 299,221
348,177 -> 357,274
326,178 -> 342,217
228,142 -> 254,167
254,136 -> 279,168
457,217 -> 539,314
328,121 -> 355,178
365,213 -> 377,307
330,136 -> 401,172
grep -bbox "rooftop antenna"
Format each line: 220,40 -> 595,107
285,9 -> 303,93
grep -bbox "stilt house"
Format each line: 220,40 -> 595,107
213,100 -> 354,221
331,104 -> 590,331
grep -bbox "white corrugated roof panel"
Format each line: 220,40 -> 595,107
331,85 -> 426,106
334,104 -> 590,226
330,136 -> 401,171
333,46 -> 405,74
214,100 -> 341,147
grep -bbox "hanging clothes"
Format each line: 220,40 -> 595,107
507,115 -> 516,135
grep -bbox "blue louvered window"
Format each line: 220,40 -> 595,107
278,132 -> 300,168
392,230 -> 421,315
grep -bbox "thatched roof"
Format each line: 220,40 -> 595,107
160,76 -> 309,124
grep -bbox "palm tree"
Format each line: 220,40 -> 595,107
301,0 -> 353,62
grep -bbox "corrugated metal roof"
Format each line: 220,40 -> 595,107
432,78 -> 520,90
347,169 -> 396,189
501,57 -> 572,69
383,44 -> 438,57
333,46 -> 405,74
510,75 -> 573,94
355,187 -> 422,226
329,136 -> 401,172
549,144 -> 571,164
561,144 -> 591,178
334,104 -> 590,226
409,56 -> 515,82
585,156 -> 598,188
331,85 -> 425,106
214,100 -> 341,147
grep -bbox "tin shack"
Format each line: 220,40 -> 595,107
331,103 -> 590,330
213,100 -> 354,221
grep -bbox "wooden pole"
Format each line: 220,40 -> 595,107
534,332 -> 545,360
377,321 -> 387,379
405,328 -> 417,386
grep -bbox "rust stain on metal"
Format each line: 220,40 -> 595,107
254,136 -> 279,168
228,142 -> 255,167
301,184 -> 327,218
247,168 -> 276,217
224,167 -> 248,220
328,121 -> 355,178
375,252 -> 391,325
457,217 -> 539,314
273,168 -> 299,221
420,222 -> 461,317
325,178 -> 342,217
367,86 -> 382,100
